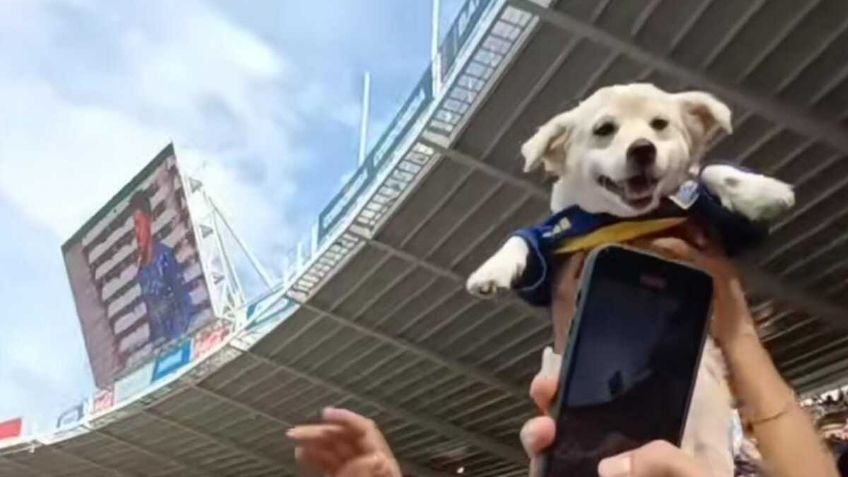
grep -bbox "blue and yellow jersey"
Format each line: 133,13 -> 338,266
138,241 -> 195,343
512,175 -> 768,307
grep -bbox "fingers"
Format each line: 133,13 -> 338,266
641,237 -> 701,264
681,221 -> 709,250
286,422 -> 357,454
598,450 -> 633,477
521,415 -> 556,477
338,454 -> 399,477
529,347 -> 561,412
631,441 -> 708,477
289,425 -> 358,472
286,423 -> 350,442
321,407 -> 374,435
290,408 -> 402,477
322,407 -> 391,455
295,444 -> 345,475
598,441 -> 708,477
289,407 -> 389,476
520,416 -> 556,458
525,348 -> 561,476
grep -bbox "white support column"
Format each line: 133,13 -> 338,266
358,72 -> 371,166
208,194 -> 245,312
431,0 -> 442,93
209,198 -> 274,290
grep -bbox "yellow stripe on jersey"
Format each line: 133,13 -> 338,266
554,217 -> 688,254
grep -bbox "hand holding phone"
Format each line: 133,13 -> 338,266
540,245 -> 713,476
524,350 -> 709,477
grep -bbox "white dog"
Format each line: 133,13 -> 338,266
467,84 -> 795,474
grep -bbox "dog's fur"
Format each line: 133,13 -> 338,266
468,84 -> 796,475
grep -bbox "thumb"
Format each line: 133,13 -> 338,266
529,347 -> 561,412
598,441 -> 707,477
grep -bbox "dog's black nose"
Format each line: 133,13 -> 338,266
627,139 -> 656,168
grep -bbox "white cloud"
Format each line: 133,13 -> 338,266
0,0 -> 365,426
0,78 -> 172,236
0,0 -> 361,257
0,196 -> 95,432
0,0 -> 450,431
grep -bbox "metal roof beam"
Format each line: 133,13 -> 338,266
236,346 -> 526,465
141,409 -> 296,476
0,454 -> 57,477
360,234 -> 547,322
421,135 -> 547,202
295,300 -> 526,399
792,356 -> 848,392
736,265 -> 848,330
510,0 -> 848,155
47,444 -> 134,477
90,428 -> 211,477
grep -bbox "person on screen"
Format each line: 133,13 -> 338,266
130,189 -> 194,345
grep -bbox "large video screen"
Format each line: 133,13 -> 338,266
62,144 -> 213,388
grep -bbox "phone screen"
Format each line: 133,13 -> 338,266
544,248 -> 711,476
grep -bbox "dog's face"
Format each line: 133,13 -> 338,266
522,83 -> 732,217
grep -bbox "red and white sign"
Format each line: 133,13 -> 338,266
0,418 -> 22,441
192,322 -> 231,360
93,388 -> 115,414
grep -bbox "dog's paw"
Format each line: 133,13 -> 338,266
466,266 -> 514,298
466,237 -> 529,298
701,164 -> 795,222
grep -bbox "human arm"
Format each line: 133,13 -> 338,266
643,231 -> 838,477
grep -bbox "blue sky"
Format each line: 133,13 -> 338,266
0,0 -> 463,433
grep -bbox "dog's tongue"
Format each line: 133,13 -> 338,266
624,175 -> 653,198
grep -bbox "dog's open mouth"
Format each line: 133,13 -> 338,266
597,173 -> 659,209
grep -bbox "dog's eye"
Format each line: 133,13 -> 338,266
650,118 -> 669,131
593,121 -> 617,137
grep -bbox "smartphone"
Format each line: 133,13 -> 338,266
541,244 -> 713,477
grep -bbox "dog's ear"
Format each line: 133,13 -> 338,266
521,111 -> 573,173
675,91 -> 732,144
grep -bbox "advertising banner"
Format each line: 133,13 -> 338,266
151,340 -> 192,383
191,320 -> 231,360
62,144 -> 214,388
0,418 -> 22,441
56,403 -> 85,429
92,388 -> 115,414
114,361 -> 154,402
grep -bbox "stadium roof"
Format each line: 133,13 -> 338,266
3,0 -> 848,475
